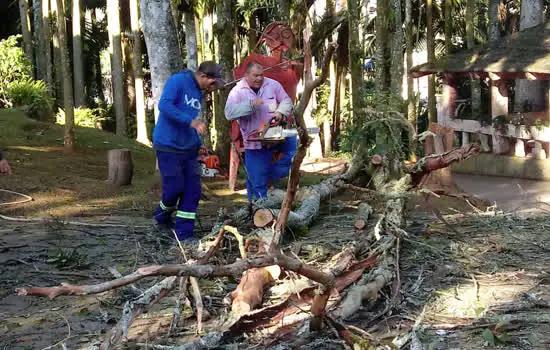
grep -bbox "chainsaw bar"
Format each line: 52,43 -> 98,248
250,126 -> 320,143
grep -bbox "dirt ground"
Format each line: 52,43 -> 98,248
2,185 -> 550,349
2,111 -> 550,349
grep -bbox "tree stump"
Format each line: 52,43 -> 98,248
107,149 -> 133,186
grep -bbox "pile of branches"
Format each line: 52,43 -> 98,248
14,30 -> 480,350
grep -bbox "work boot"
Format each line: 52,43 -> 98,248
153,206 -> 175,229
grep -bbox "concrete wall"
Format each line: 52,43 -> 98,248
452,153 -> 550,181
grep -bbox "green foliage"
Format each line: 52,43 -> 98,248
56,107 -> 108,129
0,35 -> 33,106
46,247 -> 89,270
340,87 -> 413,162
312,82 -> 331,124
492,115 -> 508,134
0,35 -> 54,121
6,79 -> 54,122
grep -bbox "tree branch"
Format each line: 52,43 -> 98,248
270,35 -> 336,248
16,252 -> 336,300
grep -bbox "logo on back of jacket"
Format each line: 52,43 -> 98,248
185,94 -> 201,111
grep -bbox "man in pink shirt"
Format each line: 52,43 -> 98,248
225,62 -> 297,201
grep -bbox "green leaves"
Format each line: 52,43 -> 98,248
0,35 -> 34,106
6,78 -> 54,121
482,328 -> 496,346
481,320 -> 512,346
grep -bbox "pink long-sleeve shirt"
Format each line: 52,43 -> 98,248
225,77 -> 293,150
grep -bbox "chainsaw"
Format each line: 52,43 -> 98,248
246,117 -> 320,143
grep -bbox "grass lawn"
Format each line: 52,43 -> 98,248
0,109 -> 330,219
0,109 -> 163,217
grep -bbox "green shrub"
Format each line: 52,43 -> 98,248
7,78 -> 54,121
0,35 -> 33,106
56,107 -> 107,128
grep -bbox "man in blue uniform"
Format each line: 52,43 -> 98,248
152,61 -> 225,241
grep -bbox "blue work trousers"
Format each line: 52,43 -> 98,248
244,136 -> 297,201
153,150 -> 201,240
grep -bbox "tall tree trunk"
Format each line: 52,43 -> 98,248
91,9 -> 106,107
276,0 -> 291,21
488,0 -> 499,41
444,0 -> 452,54
130,0 -> 148,145
123,38 -> 136,116
55,0 -> 75,151
349,0 -> 364,121
209,14 -> 216,60
140,0 -> 183,120
375,0 -> 389,91
108,0 -> 128,136
184,5 -> 198,70
170,0 -> 185,64
405,0 -> 415,125
19,0 -> 34,71
325,59 -> 337,155
514,0 -> 544,112
51,0 -> 63,101
42,0 -> 53,89
213,0 -> 233,166
478,0 -> 487,42
426,0 -> 437,122
390,0 -> 404,96
466,0 -> 481,119
196,16 -> 204,61
34,0 -> 45,80
331,66 -> 343,151
72,0 -> 85,106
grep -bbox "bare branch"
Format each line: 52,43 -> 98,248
16,252 -> 336,299
271,37 -> 336,248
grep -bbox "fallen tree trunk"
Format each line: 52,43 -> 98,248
250,144 -> 479,232
409,143 -> 480,185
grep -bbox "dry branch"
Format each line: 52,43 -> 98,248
270,35 -> 336,248
16,252 -> 336,299
338,239 -> 396,319
101,276 -> 178,349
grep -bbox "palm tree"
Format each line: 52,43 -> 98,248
107,0 -> 127,136
426,0 -> 437,122
130,0 -> 148,144
213,0 -> 234,165
42,0 -> 53,90
349,0 -> 364,120
140,0 -> 182,120
55,0 -> 75,151
18,0 -> 34,70
73,0 -> 86,106
375,0 -> 389,90
390,0 -> 404,96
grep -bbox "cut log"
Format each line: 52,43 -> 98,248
107,149 -> 133,186
253,209 -> 275,228
231,265 -> 281,315
354,203 -> 373,231
354,219 -> 367,231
